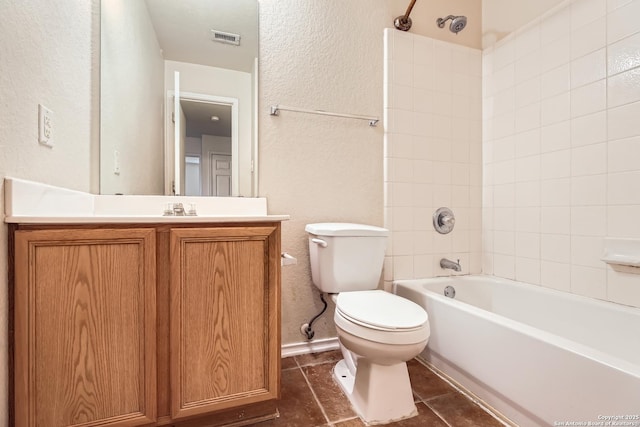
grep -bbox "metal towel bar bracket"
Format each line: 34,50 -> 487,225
270,104 -> 379,126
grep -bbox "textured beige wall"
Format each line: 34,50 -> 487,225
101,0 -> 165,195
259,0 -> 387,344
259,0 -> 481,346
0,1 -> 99,425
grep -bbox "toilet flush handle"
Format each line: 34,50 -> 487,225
311,238 -> 328,248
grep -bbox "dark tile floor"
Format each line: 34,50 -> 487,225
250,350 -> 507,427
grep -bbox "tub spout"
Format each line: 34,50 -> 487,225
440,258 -> 461,272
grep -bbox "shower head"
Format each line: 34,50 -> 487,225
437,15 -> 467,34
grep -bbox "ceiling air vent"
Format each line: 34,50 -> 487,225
211,30 -> 241,46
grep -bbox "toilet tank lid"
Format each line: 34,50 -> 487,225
305,223 -> 389,237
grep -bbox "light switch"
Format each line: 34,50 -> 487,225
114,150 -> 120,175
38,104 -> 54,147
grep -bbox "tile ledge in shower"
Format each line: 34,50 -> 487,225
602,238 -> 640,271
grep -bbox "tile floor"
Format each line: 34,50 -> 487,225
250,350 -> 507,427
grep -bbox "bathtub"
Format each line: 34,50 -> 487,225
393,275 -> 640,427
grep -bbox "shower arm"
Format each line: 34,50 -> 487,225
394,0 -> 417,31
399,0 -> 417,24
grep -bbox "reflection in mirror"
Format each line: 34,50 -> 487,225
100,0 -> 258,197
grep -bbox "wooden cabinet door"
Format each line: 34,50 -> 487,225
169,225 -> 280,420
14,228 -> 157,427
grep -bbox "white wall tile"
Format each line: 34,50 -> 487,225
515,129 -> 541,157
494,207 -> 516,231
515,181 -> 541,206
571,206 -> 607,236
571,266 -> 607,299
542,206 -> 571,234
608,171 -> 640,205
607,267 -> 640,307
608,205 -> 640,238
608,135 -> 640,172
541,92 -> 571,125
541,36 -> 571,73
570,79 -> 606,118
571,111 -> 607,146
541,149 -> 571,179
607,0 -> 640,44
571,235 -> 605,268
541,261 -> 571,291
571,143 -> 607,176
541,233 -> 571,263
607,31 -> 640,76
494,254 -> 516,279
515,78 -> 541,108
541,121 -> 571,153
571,0 -> 607,30
571,174 -> 607,205
608,100 -> 640,141
571,16 -> 607,60
541,64 -> 570,99
541,6 -> 571,46
482,1 -> 640,308
608,67 -> 640,108
516,257 -> 541,284
515,155 -> 541,182
515,50 -> 541,84
607,0 -> 635,13
541,178 -> 572,206
570,48 -> 606,88
516,207 -> 541,233
515,103 -> 541,133
516,232 -> 541,259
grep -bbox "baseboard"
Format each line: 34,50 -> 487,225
281,337 -> 340,358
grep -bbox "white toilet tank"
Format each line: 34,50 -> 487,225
305,223 -> 389,293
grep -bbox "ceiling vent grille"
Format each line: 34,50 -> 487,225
211,30 -> 241,46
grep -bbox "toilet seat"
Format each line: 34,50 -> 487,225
335,291 -> 430,345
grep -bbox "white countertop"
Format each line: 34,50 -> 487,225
4,178 -> 289,224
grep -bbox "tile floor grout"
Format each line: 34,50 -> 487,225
254,350 -> 508,427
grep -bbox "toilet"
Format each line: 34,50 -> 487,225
305,223 -> 430,425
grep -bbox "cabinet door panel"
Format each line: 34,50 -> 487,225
14,229 -> 157,427
170,226 -> 280,420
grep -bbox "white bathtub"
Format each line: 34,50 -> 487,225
393,275 -> 640,427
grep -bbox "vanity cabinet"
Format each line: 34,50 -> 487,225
10,222 -> 281,427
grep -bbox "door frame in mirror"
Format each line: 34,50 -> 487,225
165,91 -> 239,196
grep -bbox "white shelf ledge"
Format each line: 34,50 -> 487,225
602,238 -> 640,268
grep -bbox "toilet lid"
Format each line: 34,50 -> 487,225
336,290 -> 428,331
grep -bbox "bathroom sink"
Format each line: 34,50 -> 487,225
4,177 -> 288,223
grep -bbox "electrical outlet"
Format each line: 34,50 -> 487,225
38,104 -> 54,147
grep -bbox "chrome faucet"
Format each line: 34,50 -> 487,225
172,202 -> 185,216
440,258 -> 461,272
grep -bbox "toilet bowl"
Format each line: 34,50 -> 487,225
332,290 -> 430,424
305,223 -> 430,425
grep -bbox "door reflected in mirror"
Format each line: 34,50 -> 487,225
100,0 -> 258,197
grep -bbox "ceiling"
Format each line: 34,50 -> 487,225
482,0 -> 566,46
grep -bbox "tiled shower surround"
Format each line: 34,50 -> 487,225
385,0 -> 640,309
482,0 -> 640,308
383,29 -> 483,283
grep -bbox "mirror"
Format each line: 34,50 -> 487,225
100,0 -> 259,196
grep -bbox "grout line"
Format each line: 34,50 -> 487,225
415,358 -> 516,427
298,363 -> 333,426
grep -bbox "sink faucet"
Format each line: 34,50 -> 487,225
172,203 -> 185,216
440,258 -> 461,272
